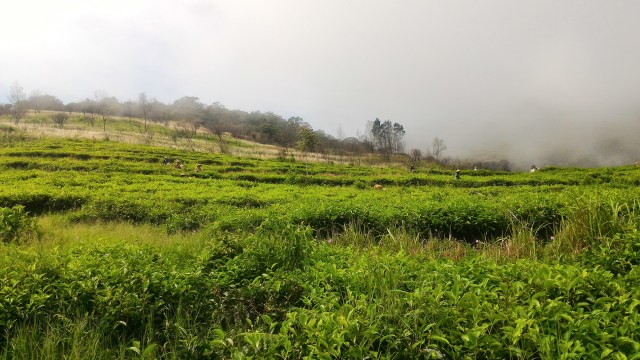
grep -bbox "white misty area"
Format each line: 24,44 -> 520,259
1,1 -> 640,169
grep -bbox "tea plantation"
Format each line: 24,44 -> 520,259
1,136 -> 640,359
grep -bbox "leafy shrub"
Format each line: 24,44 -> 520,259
579,230 -> 640,275
353,179 -> 368,189
165,210 -> 212,234
0,206 -> 40,244
0,192 -> 87,214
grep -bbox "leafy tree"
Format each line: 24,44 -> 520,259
279,116 -> 303,149
368,118 -> 406,161
297,126 -> 317,174
173,96 -> 203,134
202,102 -> 227,140
28,92 -> 64,113
297,126 -> 317,153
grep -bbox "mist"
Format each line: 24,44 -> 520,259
2,0 -> 640,169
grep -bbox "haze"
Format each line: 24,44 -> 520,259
2,0 -> 640,168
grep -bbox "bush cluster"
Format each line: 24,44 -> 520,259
0,206 -> 40,244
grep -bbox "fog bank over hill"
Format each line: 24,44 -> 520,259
434,111 -> 640,170
402,83 -> 640,170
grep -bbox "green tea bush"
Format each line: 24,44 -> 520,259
0,191 -> 87,214
0,206 -> 40,244
579,230 -> 640,275
165,209 -> 213,234
71,196 -> 172,224
3,136 -> 640,357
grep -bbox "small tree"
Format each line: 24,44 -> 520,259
122,100 -> 135,125
95,90 -> 112,132
297,126 -> 317,175
432,137 -> 447,162
138,92 -> 150,132
410,148 -> 422,164
8,83 -> 28,125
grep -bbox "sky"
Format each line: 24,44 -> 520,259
2,0 -> 640,168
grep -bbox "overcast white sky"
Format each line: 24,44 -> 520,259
2,0 -> 640,167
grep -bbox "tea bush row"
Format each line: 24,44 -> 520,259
2,228 -> 640,358
2,167 -> 639,240
4,138 -> 640,189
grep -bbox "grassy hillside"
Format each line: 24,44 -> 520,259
1,129 -> 640,358
0,112 -> 397,167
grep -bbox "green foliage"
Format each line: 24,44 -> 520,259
1,137 -> 640,357
579,230 -> 640,275
0,206 -> 40,244
296,126 -> 317,153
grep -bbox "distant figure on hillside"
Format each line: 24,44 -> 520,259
454,169 -> 461,180
195,163 -> 202,172
410,164 -> 415,173
373,184 -> 383,190
474,166 -> 478,171
530,164 -> 538,173
174,159 -> 182,169
163,157 -> 171,165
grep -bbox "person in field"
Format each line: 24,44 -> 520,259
410,164 -> 415,172
195,164 -> 202,172
174,159 -> 182,169
163,157 -> 171,165
454,169 -> 461,180
530,164 -> 538,173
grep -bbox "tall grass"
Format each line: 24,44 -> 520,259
328,195 -> 639,264
550,195 -> 638,258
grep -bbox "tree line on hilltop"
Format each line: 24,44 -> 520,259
2,83 -> 515,170
1,83 -> 412,158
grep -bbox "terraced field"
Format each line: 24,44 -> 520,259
1,133 -> 640,358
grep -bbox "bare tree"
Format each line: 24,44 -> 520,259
122,100 -> 135,126
8,83 -> 28,125
432,137 -> 447,162
94,90 -> 117,132
410,148 -> 422,163
336,124 -> 344,140
78,98 -> 97,126
138,92 -> 149,132
0,104 -> 11,116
